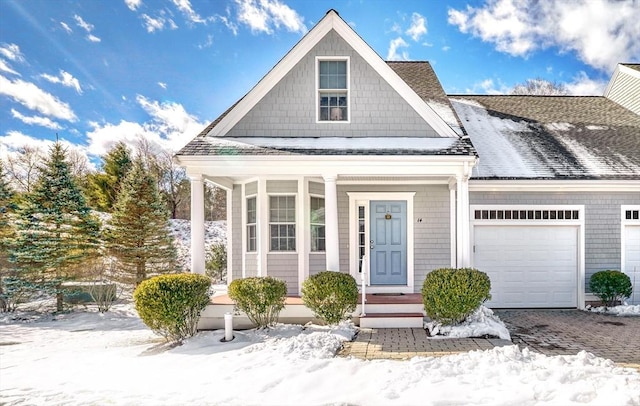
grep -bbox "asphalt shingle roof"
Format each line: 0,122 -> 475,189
451,95 -> 640,180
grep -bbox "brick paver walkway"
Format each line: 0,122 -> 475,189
339,310 -> 640,371
338,328 -> 511,360
496,309 -> 640,369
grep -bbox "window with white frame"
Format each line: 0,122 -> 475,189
270,196 -> 296,251
317,59 -> 348,122
310,196 -> 325,252
246,197 -> 257,252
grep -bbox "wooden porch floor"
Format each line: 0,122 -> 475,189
210,293 -> 423,305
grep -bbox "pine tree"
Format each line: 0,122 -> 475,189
12,143 -> 101,311
0,161 -> 16,311
106,157 -> 177,286
86,142 -> 133,211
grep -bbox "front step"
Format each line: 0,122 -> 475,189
359,312 -> 425,328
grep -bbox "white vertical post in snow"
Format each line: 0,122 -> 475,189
190,174 -> 205,274
324,175 -> 340,271
224,313 -> 234,341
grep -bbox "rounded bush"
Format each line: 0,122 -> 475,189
421,268 -> 491,325
589,270 -> 632,307
228,276 -> 287,328
301,271 -> 358,325
134,273 -> 211,342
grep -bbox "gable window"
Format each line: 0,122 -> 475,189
246,197 -> 257,252
270,196 -> 296,251
317,58 -> 349,122
310,196 -> 325,252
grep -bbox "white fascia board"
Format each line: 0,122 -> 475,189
177,155 -> 476,178
470,179 -> 640,192
207,10 -> 459,139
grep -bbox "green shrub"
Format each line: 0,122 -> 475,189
205,243 -> 227,283
301,271 -> 358,325
421,268 -> 491,325
228,276 -> 287,328
134,273 -> 211,342
589,270 -> 632,308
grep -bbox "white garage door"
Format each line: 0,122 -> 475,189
474,226 -> 578,308
624,225 -> 640,305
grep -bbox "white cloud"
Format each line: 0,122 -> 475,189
0,75 -> 77,121
141,13 -> 178,33
0,130 -> 94,173
74,14 -> 101,42
171,0 -> 207,24
125,0 -> 142,11
215,14 -> 238,35
406,12 -> 427,42
235,0 -> 306,35
40,70 -> 83,94
11,109 -> 63,130
74,15 -> 94,33
564,71 -> 607,95
86,95 -> 206,156
60,21 -> 73,34
467,78 -> 510,94
386,37 -> 410,61
198,34 -> 214,49
0,43 -> 24,62
442,45 -> 451,52
0,59 -> 19,76
158,82 -> 167,89
448,0 -> 640,72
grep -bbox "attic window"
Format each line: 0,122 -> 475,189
317,58 -> 349,122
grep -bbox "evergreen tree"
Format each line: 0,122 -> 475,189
86,142 -> 132,211
12,143 -> 101,311
106,157 -> 177,286
0,161 -> 16,311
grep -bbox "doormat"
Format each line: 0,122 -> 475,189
372,293 -> 405,296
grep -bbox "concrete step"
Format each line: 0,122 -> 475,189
356,302 -> 424,314
359,312 -> 425,328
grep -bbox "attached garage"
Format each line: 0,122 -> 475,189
622,206 -> 640,305
471,206 -> 583,308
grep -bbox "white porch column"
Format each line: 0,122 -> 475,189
323,175 -> 340,271
190,174 -> 206,274
455,174 -> 471,268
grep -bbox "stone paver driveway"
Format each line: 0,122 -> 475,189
495,310 -> 640,369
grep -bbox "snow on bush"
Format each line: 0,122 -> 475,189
587,304 -> 640,316
425,306 -> 511,340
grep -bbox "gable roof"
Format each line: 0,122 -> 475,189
604,63 -> 640,115
451,95 -> 640,180
202,9 -> 459,140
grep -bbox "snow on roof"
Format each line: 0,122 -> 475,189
451,96 -> 640,180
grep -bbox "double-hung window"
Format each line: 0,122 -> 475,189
246,197 -> 257,252
270,196 -> 296,251
310,196 -> 325,252
317,58 -> 349,122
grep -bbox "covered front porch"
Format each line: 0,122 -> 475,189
182,156 -> 474,291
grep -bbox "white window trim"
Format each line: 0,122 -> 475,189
470,204 -> 586,309
315,56 -> 350,124
268,193 -> 298,253
621,205 -> 640,279
245,194 -> 258,253
347,192 -> 415,294
309,194 -> 326,253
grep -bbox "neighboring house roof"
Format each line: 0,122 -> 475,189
604,63 -> 640,115
451,95 -> 640,180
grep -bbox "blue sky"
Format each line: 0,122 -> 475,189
1,0 -> 639,167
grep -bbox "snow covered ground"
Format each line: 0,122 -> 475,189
2,303 -> 639,406
587,304 -> 640,316
168,219 -> 226,275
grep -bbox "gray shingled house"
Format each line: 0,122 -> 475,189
175,10 -> 640,327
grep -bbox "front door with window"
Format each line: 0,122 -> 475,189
370,201 -> 407,285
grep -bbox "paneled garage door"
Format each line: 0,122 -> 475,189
624,224 -> 640,305
473,225 -> 579,308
